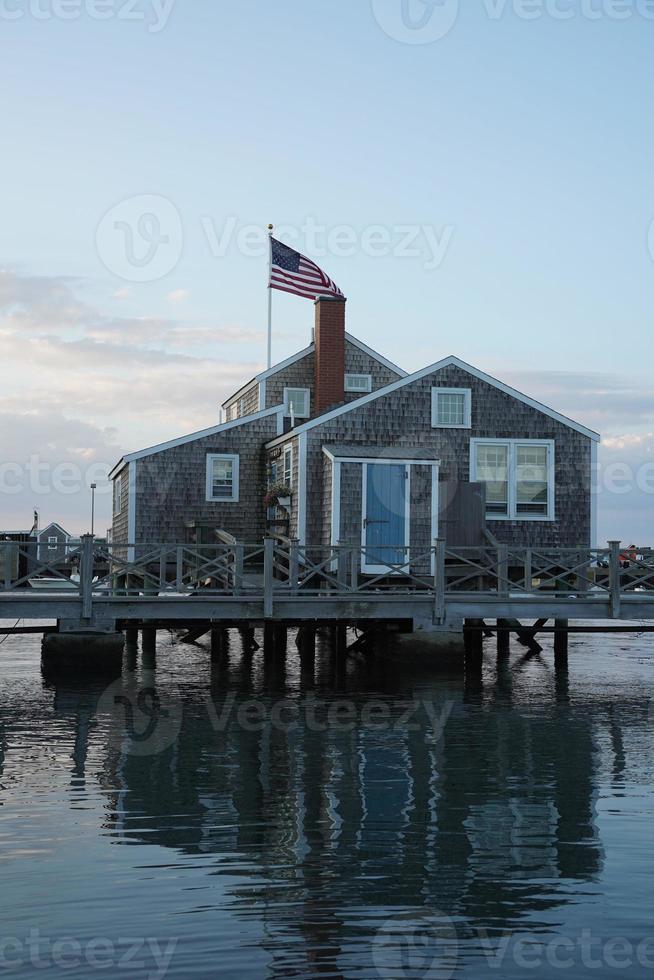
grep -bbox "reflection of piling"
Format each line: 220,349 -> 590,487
497,619 -> 511,659
211,627 -> 228,665
124,625 -> 138,671
297,626 -> 316,686
142,627 -> 157,667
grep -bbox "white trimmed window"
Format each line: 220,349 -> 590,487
345,373 -> 373,393
284,387 -> 310,419
113,475 -> 122,516
432,388 -> 472,428
48,536 -> 58,551
283,444 -> 293,486
471,439 -> 554,521
206,454 -> 239,502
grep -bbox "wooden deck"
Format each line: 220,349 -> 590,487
2,537 -> 654,634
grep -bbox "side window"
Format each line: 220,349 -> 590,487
206,454 -> 240,502
283,445 -> 293,487
284,388 -> 310,419
113,475 -> 123,516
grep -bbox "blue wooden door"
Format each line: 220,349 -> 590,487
364,464 -> 407,571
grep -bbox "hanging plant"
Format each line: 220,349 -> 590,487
264,484 -> 292,509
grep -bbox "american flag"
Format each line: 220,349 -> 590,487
269,237 -> 344,301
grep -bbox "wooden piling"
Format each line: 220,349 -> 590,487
554,619 -> 569,663
464,619 -> 484,678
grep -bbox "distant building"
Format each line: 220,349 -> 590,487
36,522 -> 71,564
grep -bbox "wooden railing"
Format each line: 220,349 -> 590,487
1,537 -> 652,622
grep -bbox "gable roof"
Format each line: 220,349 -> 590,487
108,403 -> 285,479
266,354 -> 601,448
37,522 -> 69,539
221,333 -> 407,409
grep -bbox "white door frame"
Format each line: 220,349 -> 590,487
361,461 -> 412,574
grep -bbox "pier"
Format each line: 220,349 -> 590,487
1,536 -> 654,669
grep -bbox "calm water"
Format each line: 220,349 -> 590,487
1,625 -> 654,978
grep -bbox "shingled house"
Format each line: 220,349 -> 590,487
109,296 -> 599,562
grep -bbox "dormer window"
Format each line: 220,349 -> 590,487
284,388 -> 310,419
432,388 -> 472,428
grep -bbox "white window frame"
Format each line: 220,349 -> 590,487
206,453 -> 240,503
48,536 -> 58,551
284,387 -> 311,419
345,373 -> 373,393
283,444 -> 293,487
113,474 -> 122,516
470,438 -> 555,522
432,387 -> 472,429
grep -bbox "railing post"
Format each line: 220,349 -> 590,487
498,544 -> 510,599
337,541 -> 348,592
176,546 -> 184,591
608,540 -> 622,620
264,537 -> 274,618
524,548 -> 533,593
289,539 -> 299,595
2,543 -> 13,590
350,547 -> 359,592
233,543 -> 244,595
80,533 -> 94,620
434,538 -> 446,624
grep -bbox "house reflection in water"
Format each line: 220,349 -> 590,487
47,646 -> 605,973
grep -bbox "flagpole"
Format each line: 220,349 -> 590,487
267,224 -> 273,369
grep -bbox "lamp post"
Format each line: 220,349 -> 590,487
90,483 -> 97,538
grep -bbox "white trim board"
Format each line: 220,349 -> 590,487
267,354 -> 601,449
109,404 -> 286,478
128,460 -> 137,562
297,432 -> 308,545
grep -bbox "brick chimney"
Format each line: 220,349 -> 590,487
314,295 -> 346,415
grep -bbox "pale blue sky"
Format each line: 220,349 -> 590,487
1,0 -> 653,539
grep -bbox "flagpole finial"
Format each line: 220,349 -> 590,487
268,224 -> 273,232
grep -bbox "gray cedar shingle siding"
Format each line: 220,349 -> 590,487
125,414 -> 281,543
240,384 -> 261,417
263,341 -> 403,415
300,364 -> 591,549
